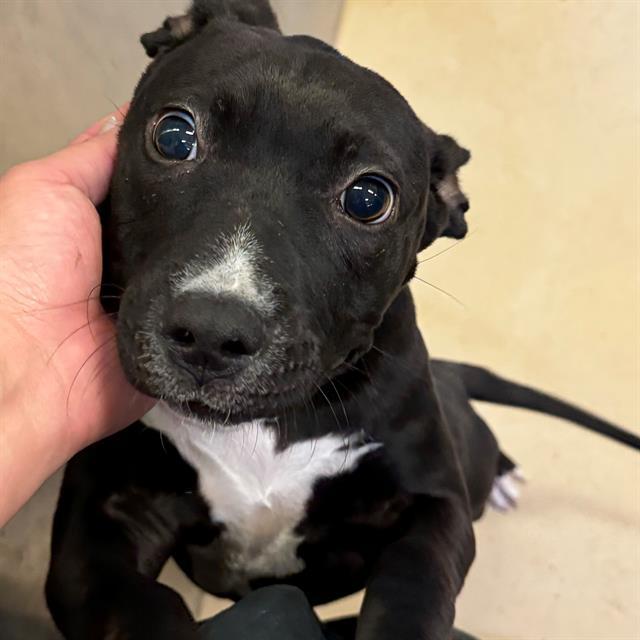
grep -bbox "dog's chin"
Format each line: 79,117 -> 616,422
163,395 -> 297,424
119,349 -> 323,424
139,378 -> 318,425
170,398 -> 283,426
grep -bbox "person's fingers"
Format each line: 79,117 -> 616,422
28,111 -> 127,205
1,105 -> 129,207
44,128 -> 119,204
70,103 -> 130,146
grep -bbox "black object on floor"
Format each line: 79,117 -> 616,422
453,630 -> 481,640
197,585 -> 480,640
198,586 -> 325,639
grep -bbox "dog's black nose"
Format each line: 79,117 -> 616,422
163,294 -> 265,378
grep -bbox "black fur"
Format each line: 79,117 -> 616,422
46,2 -> 636,639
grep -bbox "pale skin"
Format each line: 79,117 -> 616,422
0,108 -> 154,526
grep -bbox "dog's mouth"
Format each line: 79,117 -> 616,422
184,399 -> 223,421
122,338 -> 322,424
155,372 -> 318,424
114,300 -> 327,423
114,282 -> 374,425
161,349 -> 362,424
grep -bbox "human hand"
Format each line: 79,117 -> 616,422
0,107 -> 154,525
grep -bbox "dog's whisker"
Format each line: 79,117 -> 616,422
251,421 -> 260,457
331,376 -> 353,396
240,418 -> 247,454
159,432 -> 168,455
313,382 -> 342,432
105,97 -> 128,123
308,430 -> 318,464
84,340 -> 120,392
305,394 -> 321,462
84,338 -> 118,389
337,370 -> 384,435
369,344 -> 428,385
8,286 -> 100,312
86,286 -> 103,342
289,401 -> 299,445
342,361 -> 370,379
303,394 -> 317,430
418,241 -> 461,264
337,365 -> 381,420
326,375 -> 349,429
411,275 -> 466,309
47,312 -> 118,365
66,334 -> 118,415
112,218 -> 141,227
9,292 -> 122,316
417,230 -> 476,265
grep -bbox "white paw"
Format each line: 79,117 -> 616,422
488,467 -> 525,513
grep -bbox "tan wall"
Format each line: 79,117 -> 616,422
334,1 -> 640,638
0,0 -> 342,171
0,1 -> 637,638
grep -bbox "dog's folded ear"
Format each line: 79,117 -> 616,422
421,131 -> 471,248
141,0 -> 280,58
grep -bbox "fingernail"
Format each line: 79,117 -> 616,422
99,114 -> 119,134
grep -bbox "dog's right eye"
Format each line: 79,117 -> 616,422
153,111 -> 197,161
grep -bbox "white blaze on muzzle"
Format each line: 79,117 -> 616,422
173,223 -> 276,314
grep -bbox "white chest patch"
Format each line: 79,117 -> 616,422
142,403 -> 381,585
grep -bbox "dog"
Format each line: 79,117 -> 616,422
45,1 -> 640,638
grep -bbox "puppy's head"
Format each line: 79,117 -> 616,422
105,0 -> 470,422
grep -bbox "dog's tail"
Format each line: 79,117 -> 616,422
456,363 -> 640,450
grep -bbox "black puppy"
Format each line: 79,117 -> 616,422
45,2 -> 640,639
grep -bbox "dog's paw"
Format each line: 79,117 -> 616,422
488,467 -> 525,513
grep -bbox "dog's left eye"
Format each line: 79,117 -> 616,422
340,175 -> 394,224
153,110 -> 197,161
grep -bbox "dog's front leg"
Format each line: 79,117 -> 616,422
46,446 -> 205,640
50,571 -> 201,640
355,349 -> 476,640
47,515 -> 201,640
357,495 -> 474,640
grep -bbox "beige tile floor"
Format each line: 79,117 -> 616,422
333,2 -> 640,638
1,1 -> 639,639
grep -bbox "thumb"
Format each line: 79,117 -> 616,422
70,103 -> 129,145
28,106 -> 128,205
